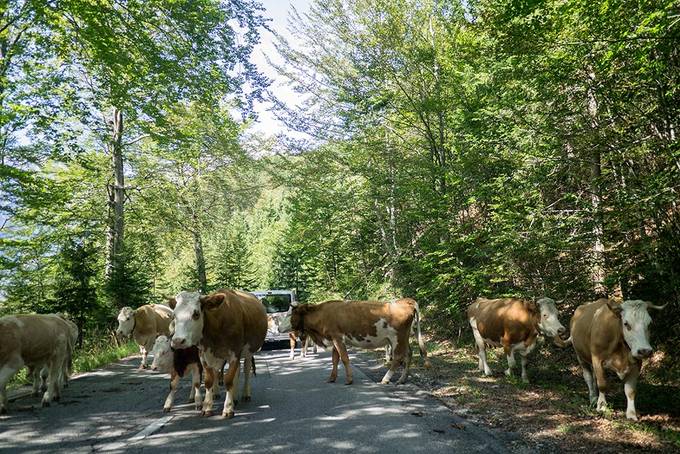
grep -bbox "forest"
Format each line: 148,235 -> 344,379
1,0 -> 678,371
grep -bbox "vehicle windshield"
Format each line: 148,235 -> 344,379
260,294 -> 292,313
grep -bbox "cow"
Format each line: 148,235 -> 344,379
150,335 -> 203,412
116,304 -> 173,369
468,297 -> 567,383
267,314 -> 316,359
277,298 -> 430,385
0,314 -> 73,413
569,298 -> 666,420
28,314 -> 79,396
169,289 -> 268,419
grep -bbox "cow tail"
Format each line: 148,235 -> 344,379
251,356 -> 256,377
415,301 -> 431,369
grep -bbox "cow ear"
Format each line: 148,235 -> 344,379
200,293 -> 225,310
294,304 -> 310,315
523,300 -> 538,314
167,298 -> 177,310
606,299 -> 623,316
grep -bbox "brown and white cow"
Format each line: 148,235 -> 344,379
169,289 -> 267,419
150,335 -> 203,412
278,298 -> 430,385
0,314 -> 73,413
468,297 -> 566,383
569,298 -> 665,420
116,304 -> 173,369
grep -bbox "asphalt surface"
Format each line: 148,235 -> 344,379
1,349 -> 508,453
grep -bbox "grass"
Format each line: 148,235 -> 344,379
8,331 -> 138,389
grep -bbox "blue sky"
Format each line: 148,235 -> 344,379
250,0 -> 312,136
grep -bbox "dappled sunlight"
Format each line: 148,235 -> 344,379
2,349 -> 500,452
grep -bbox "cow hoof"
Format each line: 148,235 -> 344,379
327,377 -> 336,383
163,407 -> 171,413
379,379 -> 389,385
244,396 -> 251,402
521,377 -> 529,384
195,405 -> 202,411
345,380 -> 353,385
202,410 -> 213,417
626,413 -> 638,421
41,401 -> 50,408
223,411 -> 235,419
233,399 -> 239,406
53,395 -> 60,402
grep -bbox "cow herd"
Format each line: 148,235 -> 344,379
0,290 -> 666,424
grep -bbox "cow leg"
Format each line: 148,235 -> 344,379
576,356 -> 598,405
42,357 -> 60,406
470,318 -> 492,376
0,356 -> 24,414
384,343 -> 392,365
332,339 -> 353,385
396,344 -> 414,385
139,344 -> 148,369
624,366 -> 640,421
289,334 -> 296,359
519,342 -> 536,383
328,346 -> 340,383
232,360 -> 241,405
214,361 -> 225,399
242,353 -> 253,402
43,336 -> 68,406
503,342 -> 515,377
191,364 -> 202,410
592,356 -> 609,412
201,367 -> 217,416
163,371 -> 180,412
28,366 -> 39,396
222,359 -> 241,419
301,334 -> 309,357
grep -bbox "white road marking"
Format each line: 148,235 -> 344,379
97,415 -> 174,452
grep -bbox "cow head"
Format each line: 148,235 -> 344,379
116,307 -> 136,338
277,304 -> 306,334
170,291 -> 225,349
535,298 -> 567,338
608,299 -> 666,359
150,335 -> 173,372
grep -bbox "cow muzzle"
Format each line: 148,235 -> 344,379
171,337 -> 188,349
635,348 -> 652,359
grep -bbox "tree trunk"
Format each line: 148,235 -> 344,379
586,71 -> 606,296
106,108 -> 125,281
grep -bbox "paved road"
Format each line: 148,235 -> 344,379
1,350 -> 508,453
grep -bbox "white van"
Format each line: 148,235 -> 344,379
252,289 -> 296,343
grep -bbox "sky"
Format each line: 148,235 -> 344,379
249,0 -> 312,136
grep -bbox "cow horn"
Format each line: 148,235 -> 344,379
646,302 -> 668,311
